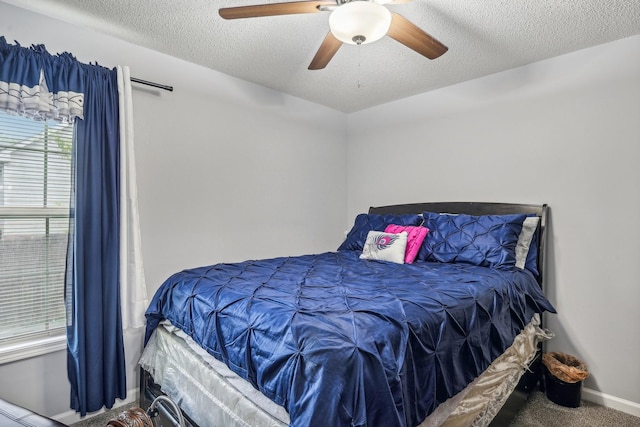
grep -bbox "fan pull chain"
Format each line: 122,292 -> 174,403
357,44 -> 362,89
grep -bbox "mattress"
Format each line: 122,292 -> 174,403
140,314 -> 551,427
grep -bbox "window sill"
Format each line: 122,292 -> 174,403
0,334 -> 66,365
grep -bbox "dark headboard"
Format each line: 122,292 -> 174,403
368,202 -> 548,286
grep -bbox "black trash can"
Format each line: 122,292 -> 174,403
542,352 -> 589,408
544,365 -> 582,407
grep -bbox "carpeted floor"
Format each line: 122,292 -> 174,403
70,402 -> 139,427
508,391 -> 640,427
71,391 -> 640,427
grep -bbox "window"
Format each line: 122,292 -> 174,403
0,110 -> 73,362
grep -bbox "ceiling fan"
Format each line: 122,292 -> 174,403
219,0 -> 448,70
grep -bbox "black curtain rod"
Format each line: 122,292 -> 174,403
130,77 -> 173,92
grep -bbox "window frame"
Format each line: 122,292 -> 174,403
0,112 -> 72,363
0,333 -> 66,364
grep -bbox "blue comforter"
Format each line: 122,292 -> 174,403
145,251 -> 555,427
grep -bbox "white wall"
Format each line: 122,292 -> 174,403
348,36 -> 640,406
0,1 -> 347,420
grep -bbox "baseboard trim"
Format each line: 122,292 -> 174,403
582,387 -> 640,418
52,387 -> 140,425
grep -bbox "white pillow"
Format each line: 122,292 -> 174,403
360,231 -> 408,264
515,216 -> 540,269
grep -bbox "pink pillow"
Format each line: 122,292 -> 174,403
384,224 -> 429,264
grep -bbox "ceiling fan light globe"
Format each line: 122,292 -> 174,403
329,1 -> 392,45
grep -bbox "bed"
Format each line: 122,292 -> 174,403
139,202 -> 556,427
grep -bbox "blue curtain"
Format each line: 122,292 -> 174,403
67,64 -> 126,415
0,37 -> 126,415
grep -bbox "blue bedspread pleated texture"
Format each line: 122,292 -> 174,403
145,251 -> 555,427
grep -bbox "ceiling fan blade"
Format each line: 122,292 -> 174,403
219,1 -> 334,19
386,12 -> 448,60
308,32 -> 343,70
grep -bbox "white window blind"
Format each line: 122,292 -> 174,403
0,110 -> 72,352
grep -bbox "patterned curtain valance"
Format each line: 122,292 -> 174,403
0,36 -> 86,122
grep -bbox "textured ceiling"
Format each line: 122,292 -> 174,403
5,0 -> 640,112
